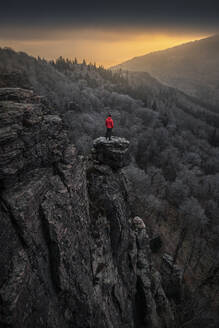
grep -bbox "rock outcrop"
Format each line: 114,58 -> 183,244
92,136 -> 130,169
0,88 -> 66,184
0,88 -> 175,328
161,254 -> 183,303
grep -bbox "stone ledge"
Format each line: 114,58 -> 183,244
92,136 -> 130,169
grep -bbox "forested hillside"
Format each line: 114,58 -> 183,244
0,47 -> 219,327
112,35 -> 219,108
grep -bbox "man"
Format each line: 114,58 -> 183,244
105,114 -> 114,140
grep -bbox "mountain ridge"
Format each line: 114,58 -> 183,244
112,34 -> 219,65
112,34 -> 219,107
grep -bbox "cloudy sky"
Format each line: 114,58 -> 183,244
0,0 -> 219,66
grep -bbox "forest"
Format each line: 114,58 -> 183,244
0,47 -> 219,326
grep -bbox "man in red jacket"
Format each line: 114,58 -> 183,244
105,114 -> 114,140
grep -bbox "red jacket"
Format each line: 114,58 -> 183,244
105,117 -> 114,129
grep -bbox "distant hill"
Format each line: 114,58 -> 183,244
112,35 -> 219,108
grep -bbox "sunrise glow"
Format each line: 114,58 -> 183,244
0,27 -> 208,67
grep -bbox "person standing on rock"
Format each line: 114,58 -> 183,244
105,114 -> 114,141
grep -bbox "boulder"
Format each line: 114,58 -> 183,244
92,136 -> 130,169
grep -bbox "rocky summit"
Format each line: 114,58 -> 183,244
92,136 -> 130,169
0,88 -> 177,328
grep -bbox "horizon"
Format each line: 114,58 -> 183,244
1,0 -> 219,67
0,33 -> 214,68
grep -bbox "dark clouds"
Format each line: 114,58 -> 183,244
1,0 -> 217,66
1,0 -> 219,31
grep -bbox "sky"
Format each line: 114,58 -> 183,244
0,0 -> 219,67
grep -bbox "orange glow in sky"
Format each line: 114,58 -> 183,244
0,27 -> 208,67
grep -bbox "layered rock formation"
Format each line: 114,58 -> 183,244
0,88 -> 175,328
92,136 -> 130,169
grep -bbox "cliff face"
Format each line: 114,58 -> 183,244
0,88 -> 174,328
